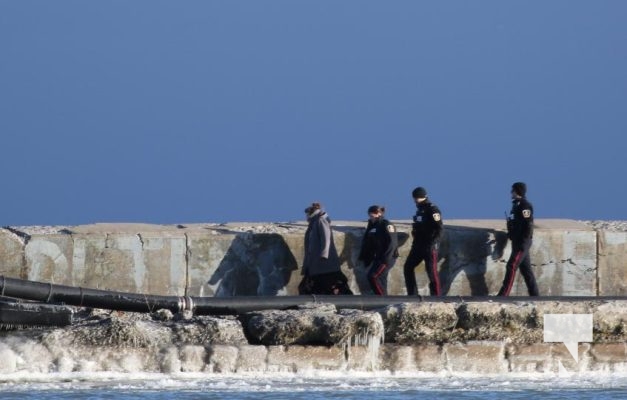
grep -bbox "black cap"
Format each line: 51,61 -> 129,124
368,205 -> 385,214
512,182 -> 527,197
412,187 -> 427,199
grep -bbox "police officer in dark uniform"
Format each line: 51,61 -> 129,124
497,182 -> 539,296
403,187 -> 443,296
358,205 -> 399,295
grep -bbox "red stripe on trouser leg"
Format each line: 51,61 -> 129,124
504,251 -> 524,296
432,249 -> 440,295
371,263 -> 387,295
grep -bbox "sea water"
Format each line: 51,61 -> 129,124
2,371 -> 627,399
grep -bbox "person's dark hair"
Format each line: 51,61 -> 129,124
304,202 -> 322,214
367,205 -> 385,215
412,187 -> 427,199
512,182 -> 527,197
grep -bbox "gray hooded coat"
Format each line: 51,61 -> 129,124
303,210 -> 341,276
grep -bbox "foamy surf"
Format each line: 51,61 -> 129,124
3,370 -> 627,392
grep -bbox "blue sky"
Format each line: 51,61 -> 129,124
1,1 -> 626,225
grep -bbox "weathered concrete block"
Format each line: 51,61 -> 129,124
71,234 -> 107,287
280,234 -> 308,294
331,228 -> 362,295
188,232 -> 299,296
24,235 -> 74,285
588,343 -> 627,372
266,346 -> 294,372
378,345 -> 415,372
159,347 -> 181,373
187,232 -> 233,296
236,345 -> 268,372
413,345 -> 445,372
507,343 -> 553,373
506,342 -> 591,373
444,341 -> 508,373
285,345 -> 345,371
346,342 -> 380,371
74,232 -> 187,295
529,229 -> 597,296
140,233 -> 187,295
207,345 -> 239,373
0,229 -> 25,278
549,342 -> 591,372
598,230 -> 627,295
266,345 -> 348,372
439,225 -> 505,296
78,233 -> 142,293
589,343 -> 627,363
179,345 -> 207,372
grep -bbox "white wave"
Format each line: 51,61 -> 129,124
3,370 -> 627,393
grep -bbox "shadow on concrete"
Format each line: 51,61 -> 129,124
438,225 -> 508,296
208,233 -> 298,296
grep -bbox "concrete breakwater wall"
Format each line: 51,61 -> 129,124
2,300 -> 627,375
0,219 -> 626,296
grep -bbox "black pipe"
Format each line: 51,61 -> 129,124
0,276 -> 185,314
0,298 -> 73,328
2,276 -> 627,316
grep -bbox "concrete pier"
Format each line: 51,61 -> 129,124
1,219 -> 625,296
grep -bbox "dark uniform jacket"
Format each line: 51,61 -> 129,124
507,198 -> 534,244
411,200 -> 443,245
358,218 -> 399,267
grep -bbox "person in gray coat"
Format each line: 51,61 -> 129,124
298,202 -> 352,295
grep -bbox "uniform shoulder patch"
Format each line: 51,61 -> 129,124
522,209 -> 531,218
387,224 -> 395,233
433,213 -> 441,222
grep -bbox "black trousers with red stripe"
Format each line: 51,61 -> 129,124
497,239 -> 539,296
403,242 -> 441,296
367,259 -> 396,295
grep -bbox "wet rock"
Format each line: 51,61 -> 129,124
62,311 -> 173,348
152,309 -> 174,321
594,301 -> 627,341
174,310 -> 194,321
380,303 -> 458,344
242,303 -> 384,346
455,302 -> 542,343
173,316 -> 247,345
40,310 -> 246,349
